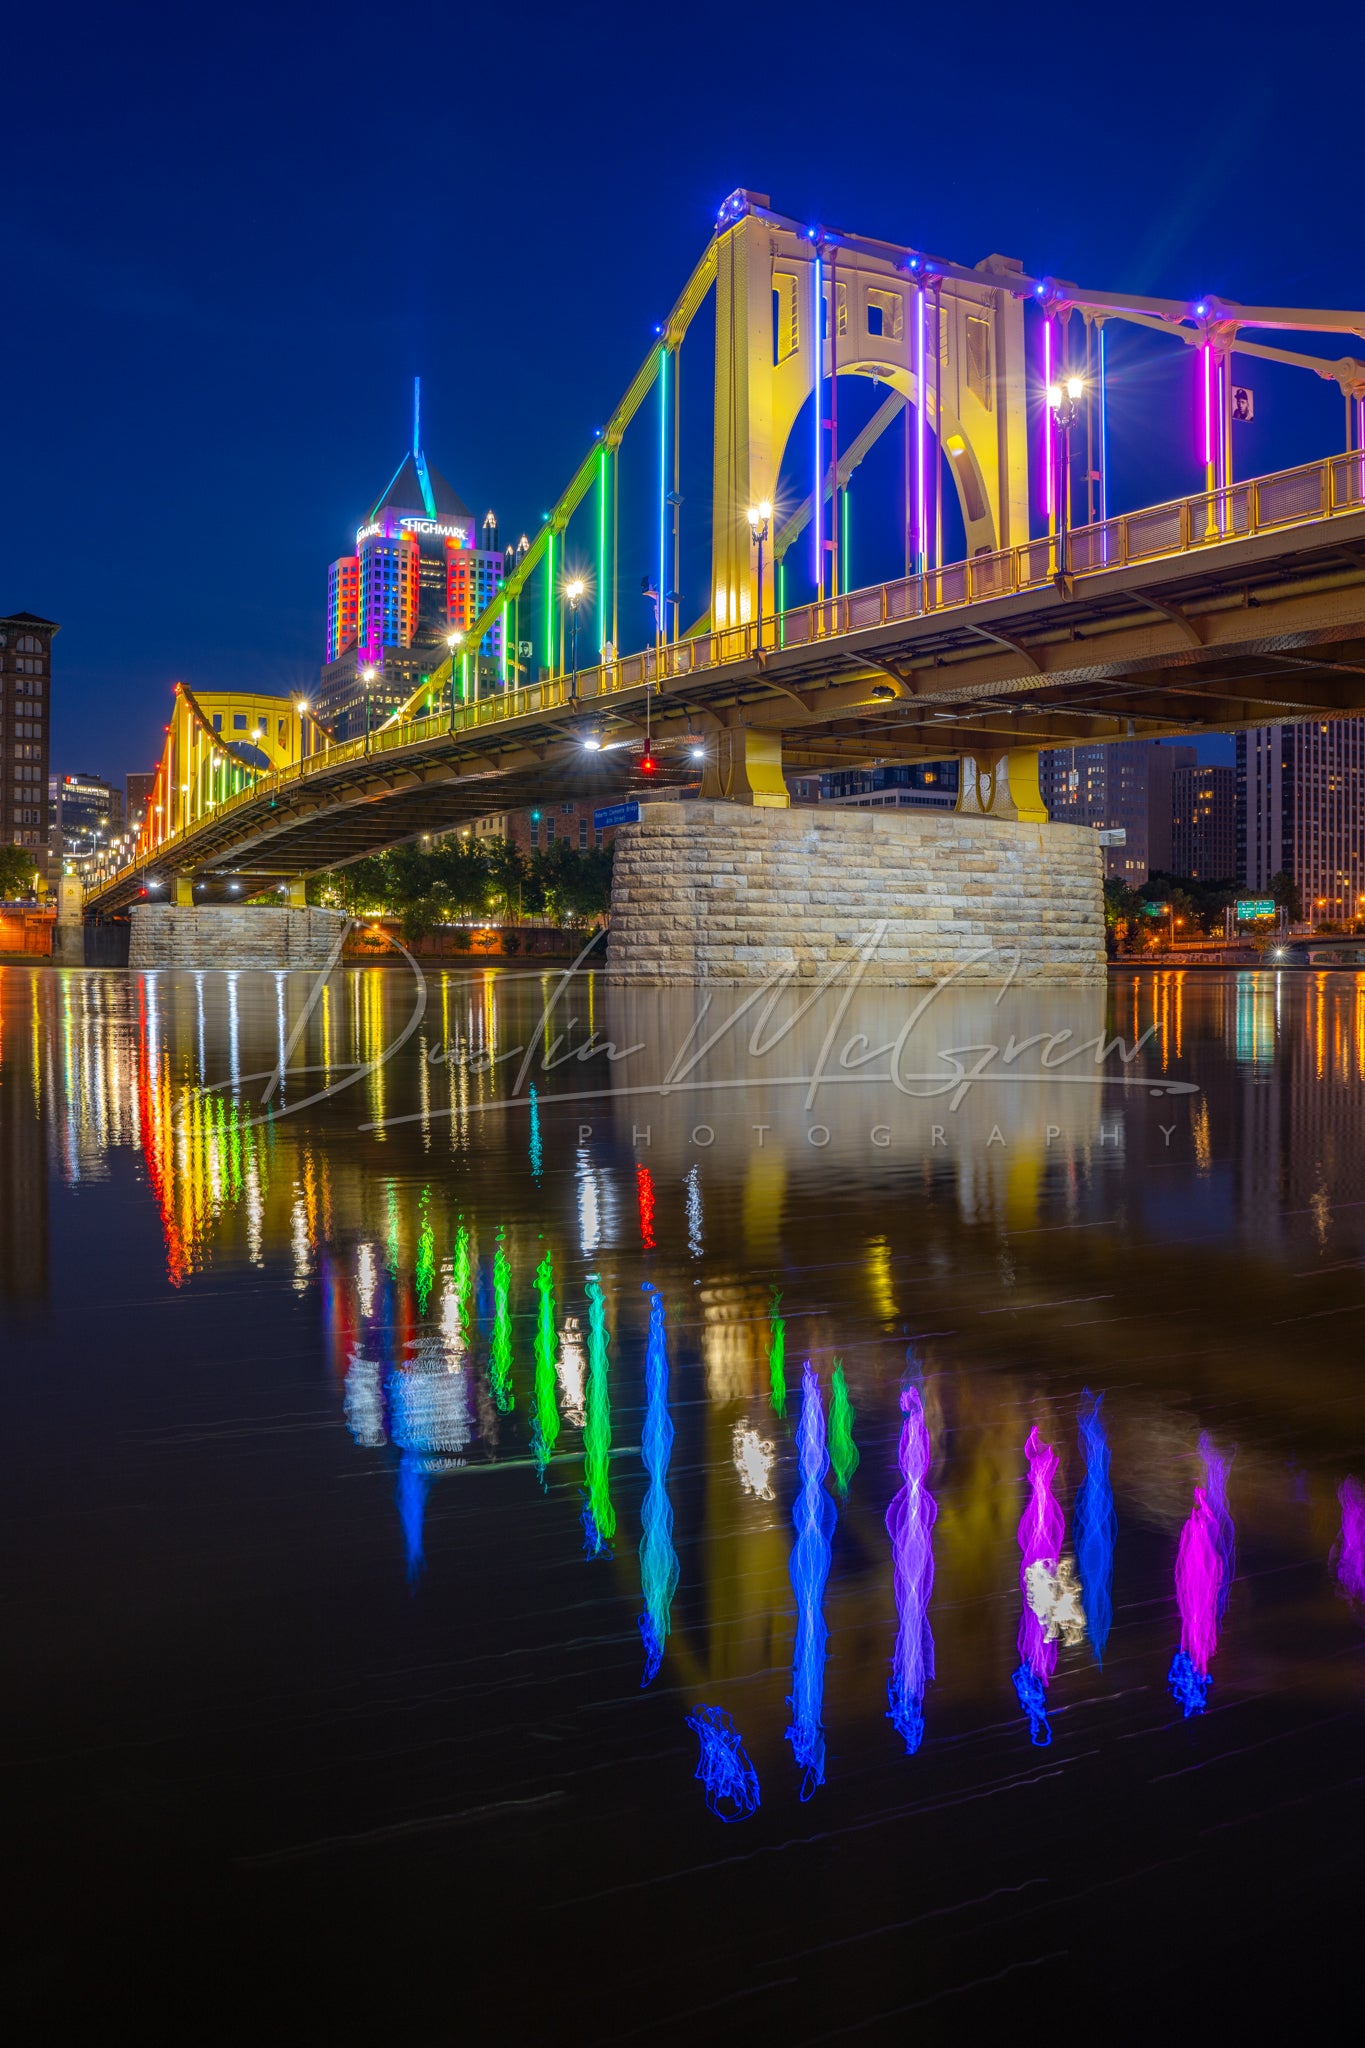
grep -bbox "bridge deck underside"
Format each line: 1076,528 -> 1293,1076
89,512 -> 1365,911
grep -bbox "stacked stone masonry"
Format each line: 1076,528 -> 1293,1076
606,800 -> 1105,987
129,905 -> 347,970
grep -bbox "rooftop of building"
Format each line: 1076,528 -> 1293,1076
1,611 -> 59,630
367,451 -> 472,528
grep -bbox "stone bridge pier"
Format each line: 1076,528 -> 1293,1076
128,902 -> 346,970
606,740 -> 1104,987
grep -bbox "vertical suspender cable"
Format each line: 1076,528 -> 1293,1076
658,344 -> 668,647
812,249 -> 824,602
598,446 -> 607,655
914,282 -> 926,575
672,342 -> 681,645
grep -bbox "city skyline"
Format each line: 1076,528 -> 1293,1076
4,11 -> 1365,2025
3,5 -> 1358,786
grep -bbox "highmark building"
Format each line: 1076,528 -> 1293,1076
317,385 -> 512,742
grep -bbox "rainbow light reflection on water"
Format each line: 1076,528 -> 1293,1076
581,1274 -> 615,1558
786,1363 -> 837,1799
1013,1425 -> 1065,1746
637,1286 -> 679,1684
1074,1390 -> 1117,1665
886,1382 -> 936,1753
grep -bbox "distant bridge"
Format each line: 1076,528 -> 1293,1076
85,192 -> 1365,913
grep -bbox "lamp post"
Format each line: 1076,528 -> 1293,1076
1047,374 -> 1084,577
747,500 -> 772,650
362,666 -> 377,753
295,698 -> 310,765
446,631 -> 464,733
566,579 -> 585,702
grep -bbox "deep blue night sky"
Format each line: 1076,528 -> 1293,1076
3,1 -> 1355,785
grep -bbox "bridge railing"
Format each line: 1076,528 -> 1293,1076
100,448 -> 1365,897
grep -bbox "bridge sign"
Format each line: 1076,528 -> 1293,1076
594,801 -> 640,831
1235,897 -> 1277,922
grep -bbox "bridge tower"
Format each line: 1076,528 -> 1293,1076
710,197 -> 1031,645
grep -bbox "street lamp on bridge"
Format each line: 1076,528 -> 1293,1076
446,630 -> 465,729
295,698 -> 310,763
566,580 -> 585,702
1047,375 -> 1084,577
362,665 -> 377,753
748,500 -> 772,650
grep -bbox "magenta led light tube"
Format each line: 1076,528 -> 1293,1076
1042,317 -> 1054,521
812,252 -> 824,594
914,283 -> 927,572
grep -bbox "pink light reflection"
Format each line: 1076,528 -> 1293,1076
1336,1475 -> 1365,1606
1176,1485 -> 1221,1675
1017,1425 -> 1065,1682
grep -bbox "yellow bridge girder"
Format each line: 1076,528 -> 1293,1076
137,684 -> 330,863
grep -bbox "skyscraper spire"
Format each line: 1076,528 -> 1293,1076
412,376 -> 436,517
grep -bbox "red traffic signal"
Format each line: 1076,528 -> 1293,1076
639,750 -> 659,776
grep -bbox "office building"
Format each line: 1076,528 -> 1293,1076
1,611 -> 57,867
53,773 -> 124,873
820,763 -> 958,812
473,801 -> 614,854
126,771 -> 156,834
1236,720 -> 1365,919
318,381 -> 507,740
1171,763 -> 1236,881
1040,738 -> 1195,882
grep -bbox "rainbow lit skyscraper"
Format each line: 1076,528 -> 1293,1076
317,380 -> 506,739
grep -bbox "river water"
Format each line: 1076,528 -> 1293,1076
2,959 -> 1363,2031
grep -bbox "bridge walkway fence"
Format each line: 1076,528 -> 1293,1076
110,448 -> 1365,893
